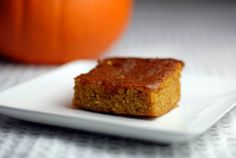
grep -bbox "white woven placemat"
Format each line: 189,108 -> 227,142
0,1 -> 236,157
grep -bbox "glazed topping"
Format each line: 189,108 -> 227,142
77,58 -> 184,88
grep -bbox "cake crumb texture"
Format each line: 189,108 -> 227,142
73,57 -> 184,117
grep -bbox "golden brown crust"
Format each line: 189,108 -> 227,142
73,57 -> 184,117
76,57 -> 184,89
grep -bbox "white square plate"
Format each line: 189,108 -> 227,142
0,60 -> 236,143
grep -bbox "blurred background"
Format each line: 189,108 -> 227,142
1,0 -> 236,70
105,0 -> 236,77
109,0 -> 236,55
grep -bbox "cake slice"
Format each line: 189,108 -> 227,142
73,57 -> 184,117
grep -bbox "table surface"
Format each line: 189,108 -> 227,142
1,0 -> 236,157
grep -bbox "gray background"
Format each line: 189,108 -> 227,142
0,0 -> 236,157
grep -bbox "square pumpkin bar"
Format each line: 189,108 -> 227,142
73,57 -> 184,117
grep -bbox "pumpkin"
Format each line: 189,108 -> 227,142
0,0 -> 132,64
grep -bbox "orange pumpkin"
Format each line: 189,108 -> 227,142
0,0 -> 132,64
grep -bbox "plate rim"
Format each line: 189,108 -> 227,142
0,59 -> 236,143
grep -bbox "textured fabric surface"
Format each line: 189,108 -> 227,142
0,1 -> 236,157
